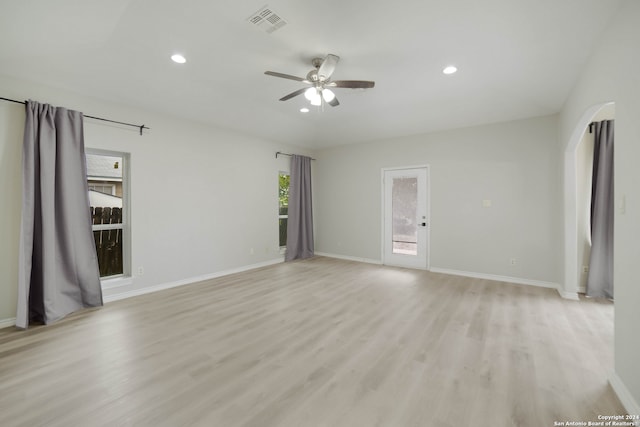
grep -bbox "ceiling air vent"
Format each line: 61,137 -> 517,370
247,5 -> 287,34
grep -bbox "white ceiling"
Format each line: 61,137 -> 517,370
0,0 -> 621,148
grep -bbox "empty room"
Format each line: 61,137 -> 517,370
1,1 -> 639,426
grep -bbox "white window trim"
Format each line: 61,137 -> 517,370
101,275 -> 134,290
92,223 -> 123,231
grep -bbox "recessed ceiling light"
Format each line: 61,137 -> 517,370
443,65 -> 457,75
171,54 -> 186,64
300,108 -> 309,113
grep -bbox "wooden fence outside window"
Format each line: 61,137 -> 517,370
91,206 -> 123,277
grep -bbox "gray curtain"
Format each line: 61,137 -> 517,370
16,100 -> 103,329
586,120 -> 614,299
285,155 -> 314,261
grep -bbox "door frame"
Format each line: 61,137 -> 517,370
381,165 -> 431,270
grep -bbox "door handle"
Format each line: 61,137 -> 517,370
419,222 -> 427,227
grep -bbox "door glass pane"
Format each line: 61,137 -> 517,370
392,177 -> 417,255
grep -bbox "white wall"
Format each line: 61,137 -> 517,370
560,0 -> 640,412
0,101 -> 23,323
315,114 -> 562,284
0,74 -> 314,323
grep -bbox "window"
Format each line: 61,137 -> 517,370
279,172 -> 290,248
86,150 -> 130,280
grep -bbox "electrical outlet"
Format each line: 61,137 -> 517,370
583,266 -> 589,273
137,266 -> 144,276
510,258 -> 517,266
619,195 -> 626,215
250,247 -> 254,255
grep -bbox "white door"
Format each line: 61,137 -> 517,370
383,167 -> 429,269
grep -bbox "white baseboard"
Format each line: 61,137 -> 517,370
429,267 -> 561,291
104,258 -> 284,303
1,259 -> 285,325
316,257 -> 564,295
315,252 -> 382,265
0,317 -> 16,329
556,289 -> 580,301
556,285 -> 585,301
609,370 -> 640,416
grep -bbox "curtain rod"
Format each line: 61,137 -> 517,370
0,96 -> 150,135
275,151 -> 316,160
588,119 -> 614,134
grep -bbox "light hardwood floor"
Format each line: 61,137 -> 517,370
0,257 -> 625,427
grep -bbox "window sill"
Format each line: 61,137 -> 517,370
101,275 -> 133,290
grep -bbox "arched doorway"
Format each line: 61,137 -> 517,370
562,102 -> 615,298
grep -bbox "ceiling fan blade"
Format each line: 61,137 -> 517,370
279,87 -> 307,101
317,54 -> 339,81
265,71 -> 309,83
328,80 -> 375,89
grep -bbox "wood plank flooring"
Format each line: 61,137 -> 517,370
0,257 -> 625,427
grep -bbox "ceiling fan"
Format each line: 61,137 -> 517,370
264,54 -> 375,107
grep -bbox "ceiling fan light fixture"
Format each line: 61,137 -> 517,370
304,87 -> 322,105
322,89 -> 335,102
304,87 -> 317,101
264,54 -> 374,108
310,95 -> 322,106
